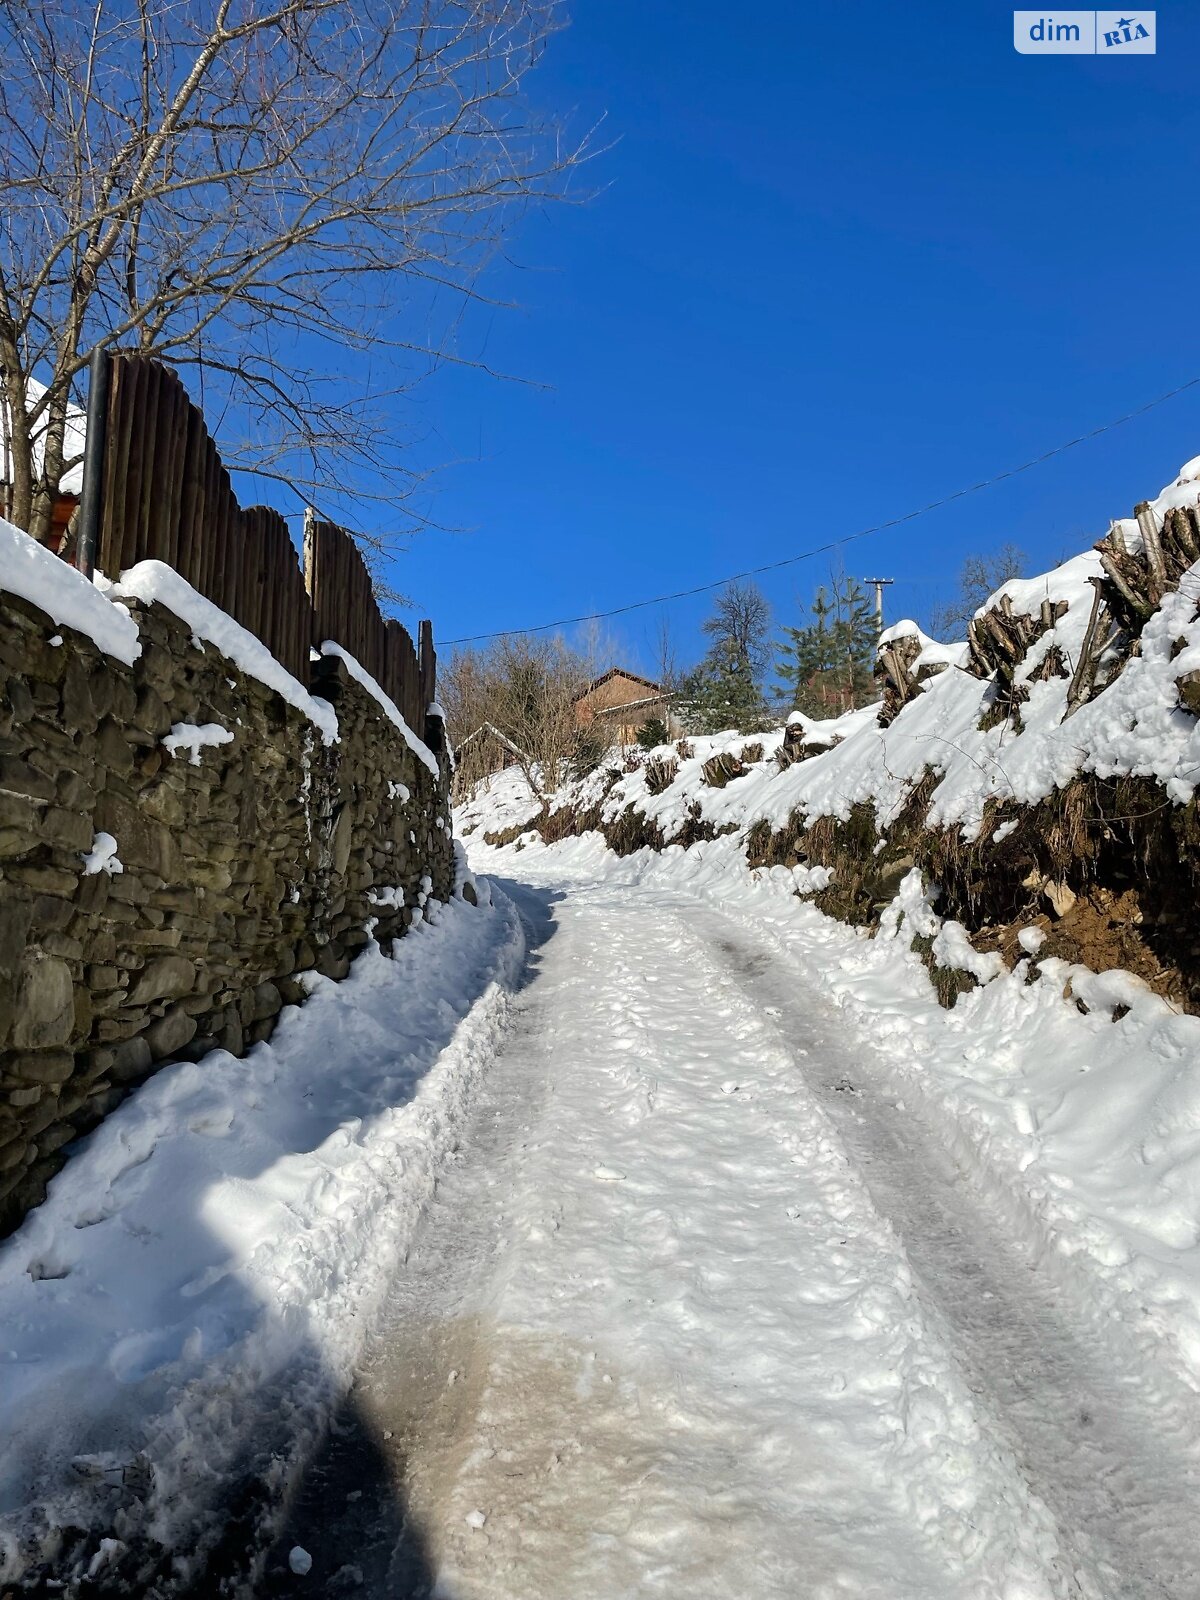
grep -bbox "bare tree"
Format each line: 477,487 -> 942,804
701,579 -> 772,680
930,544 -> 1027,640
0,0 -> 586,543
441,632 -> 593,800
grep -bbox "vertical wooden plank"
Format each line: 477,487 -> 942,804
252,510 -> 269,653
98,357 -> 129,578
201,439 -> 220,599
233,504 -> 251,633
190,437 -> 211,596
134,359 -> 162,567
289,524 -> 304,678
335,524 -> 348,656
262,514 -> 281,662
175,404 -> 203,589
303,516 -> 319,673
117,358 -> 146,574
148,367 -> 177,566
161,373 -> 186,575
252,507 -> 268,643
419,617 -> 435,710
215,487 -> 233,619
240,506 -> 257,637
280,529 -> 295,678
230,476 -> 249,620
383,619 -> 401,707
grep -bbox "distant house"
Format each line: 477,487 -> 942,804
0,378 -> 87,550
574,667 -> 679,746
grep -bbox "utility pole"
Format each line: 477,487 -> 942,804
864,577 -> 894,632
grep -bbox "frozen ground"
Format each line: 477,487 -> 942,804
259,834 -> 1200,1600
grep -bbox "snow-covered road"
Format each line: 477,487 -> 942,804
262,869 -> 1200,1600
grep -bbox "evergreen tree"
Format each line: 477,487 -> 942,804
777,576 -> 878,717
679,581 -> 772,733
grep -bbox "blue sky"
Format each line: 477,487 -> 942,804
376,2 -> 1200,675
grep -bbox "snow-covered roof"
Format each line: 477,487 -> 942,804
0,376 -> 87,498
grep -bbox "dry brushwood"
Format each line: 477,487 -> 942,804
1095,504 -> 1200,634
874,633 -> 951,728
1179,671 -> 1200,715
777,721 -> 843,769
1065,501 -> 1200,717
701,751 -> 746,788
967,592 -> 1067,728
645,756 -> 679,795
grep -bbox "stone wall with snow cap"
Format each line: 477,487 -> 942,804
0,553 -> 453,1236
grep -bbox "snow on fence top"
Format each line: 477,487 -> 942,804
3,352 -> 440,747
89,352 -> 436,728
108,561 -> 340,742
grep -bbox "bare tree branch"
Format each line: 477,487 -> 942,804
0,0 -> 592,542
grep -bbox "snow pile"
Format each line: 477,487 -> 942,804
0,891 -> 524,1587
80,831 -> 124,877
0,515 -> 140,665
161,721 -> 234,766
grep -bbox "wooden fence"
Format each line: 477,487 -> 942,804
92,353 -> 434,717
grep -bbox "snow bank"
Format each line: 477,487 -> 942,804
513,455 -> 1200,848
0,516 -> 140,665
0,890 -> 525,1586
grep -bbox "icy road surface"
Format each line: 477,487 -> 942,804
263,876 -> 1200,1600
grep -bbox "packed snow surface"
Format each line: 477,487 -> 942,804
406,801 -> 1200,1600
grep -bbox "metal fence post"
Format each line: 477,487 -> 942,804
75,345 -> 111,579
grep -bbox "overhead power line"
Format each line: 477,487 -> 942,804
442,375 -> 1200,646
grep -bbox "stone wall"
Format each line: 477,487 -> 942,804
0,585 -> 453,1235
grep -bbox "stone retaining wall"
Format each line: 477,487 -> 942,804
0,586 -> 453,1234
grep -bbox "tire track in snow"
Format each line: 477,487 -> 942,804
695,904 -> 1200,1600
270,879 -> 1089,1600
